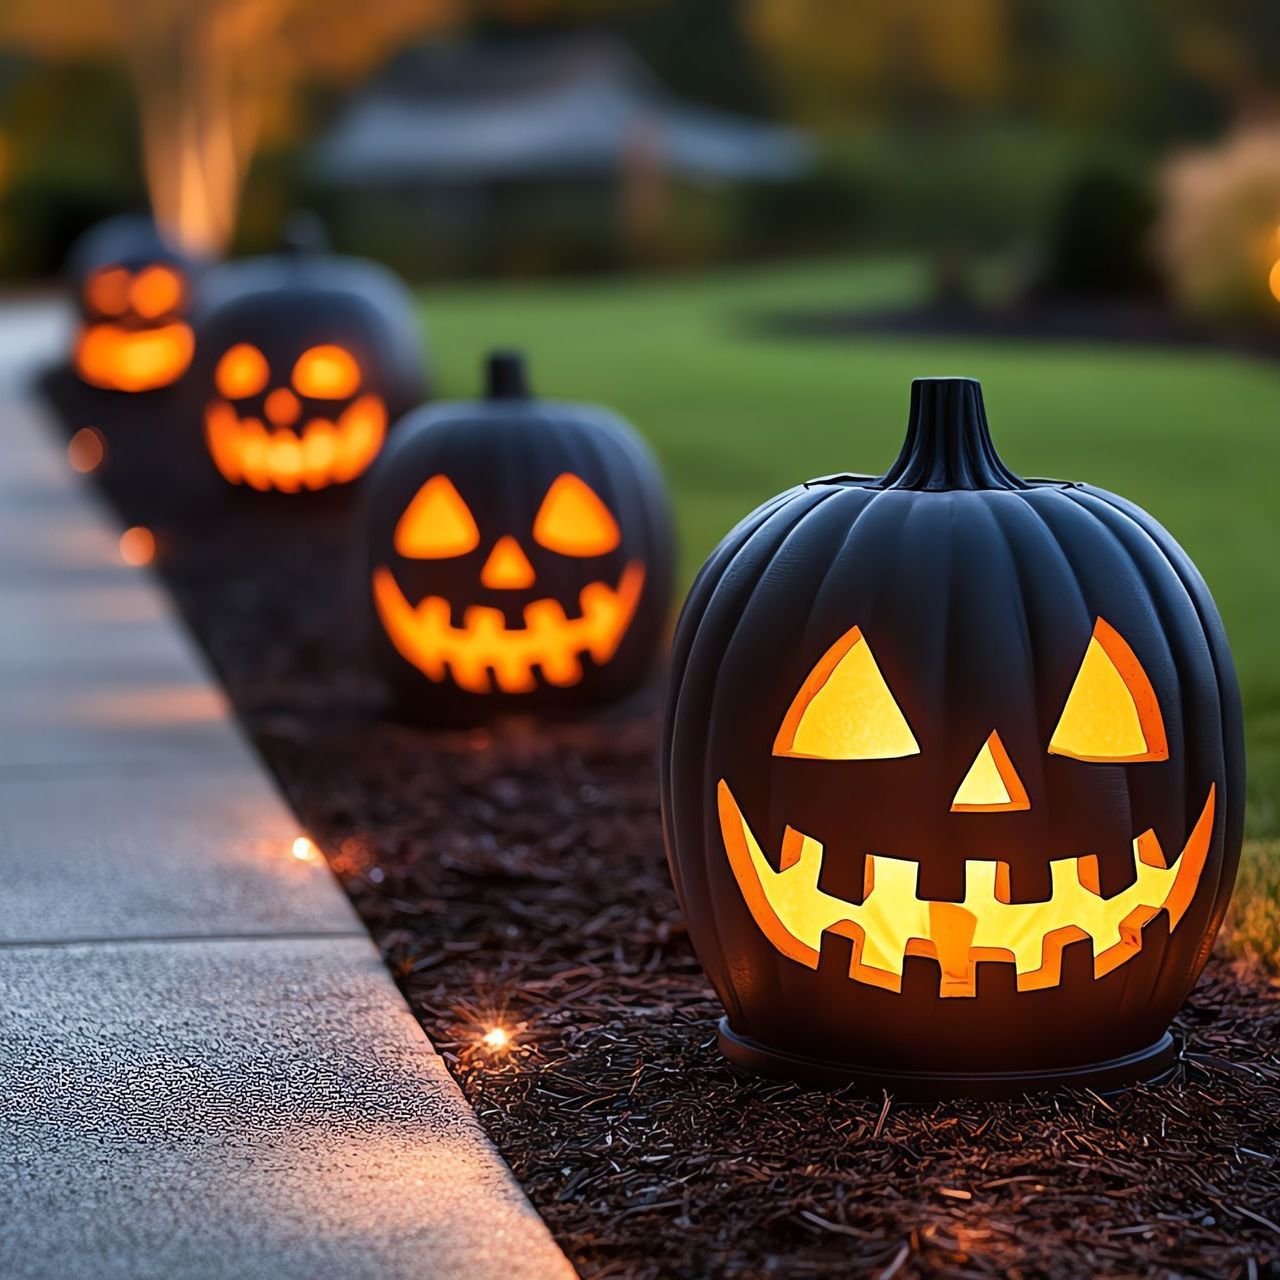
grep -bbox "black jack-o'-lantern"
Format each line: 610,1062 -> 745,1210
66,215 -> 201,393
195,235 -> 427,492
661,378 -> 1244,1097
365,351 -> 674,722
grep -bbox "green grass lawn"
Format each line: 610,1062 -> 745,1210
418,256 -> 1280,957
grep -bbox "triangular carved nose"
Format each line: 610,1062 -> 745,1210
481,535 -> 536,589
951,730 -> 1030,813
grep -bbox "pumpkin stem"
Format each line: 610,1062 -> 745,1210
280,210 -> 329,257
486,350 -> 531,400
878,377 -> 1027,491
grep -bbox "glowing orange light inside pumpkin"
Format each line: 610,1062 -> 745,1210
372,561 -> 646,694
84,266 -> 131,316
205,395 -> 386,493
215,343 -> 270,399
292,345 -> 361,399
951,730 -> 1030,813
1049,617 -> 1168,762
532,473 -> 621,556
773,625 -> 919,761
481,536 -> 537,589
394,475 -> 481,558
67,427 -> 106,474
718,780 -> 1215,998
719,614 -> 1199,998
265,387 -> 301,426
118,526 -> 155,566
129,265 -> 185,319
75,322 -> 195,392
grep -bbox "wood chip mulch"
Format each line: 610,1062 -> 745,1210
52,373 -> 1280,1279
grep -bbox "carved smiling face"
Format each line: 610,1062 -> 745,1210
661,378 -> 1243,1093
718,617 -> 1214,1001
66,216 -> 201,392
76,261 -> 193,391
373,472 -> 645,694
193,247 -> 429,494
365,352 -> 674,723
205,340 -> 386,491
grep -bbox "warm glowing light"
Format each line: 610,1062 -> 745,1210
718,779 -> 1214,997
205,395 -> 386,491
75,322 -> 195,392
951,730 -> 1030,813
85,266 -> 132,316
773,625 -> 919,760
292,836 -> 319,862
533,473 -> 622,556
129,265 -> 185,319
118,526 -> 156,566
265,387 -> 301,426
394,475 -> 481,558
215,343 -> 270,399
480,536 -> 537,589
67,427 -> 106,474
1270,255 -> 1280,304
372,561 -> 646,693
481,1027 -> 510,1050
292,345 -> 361,399
1049,617 -> 1168,762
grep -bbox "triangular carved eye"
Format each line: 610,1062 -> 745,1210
773,626 -> 919,760
395,475 -> 480,558
1048,618 -> 1168,762
532,474 -> 620,556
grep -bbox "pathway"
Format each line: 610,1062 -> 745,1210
0,299 -> 573,1280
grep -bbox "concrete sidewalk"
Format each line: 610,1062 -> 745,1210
0,306 -> 573,1279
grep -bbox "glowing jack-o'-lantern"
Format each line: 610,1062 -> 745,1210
195,234 -> 427,492
65,216 -> 200,392
661,378 -> 1243,1097
365,351 -> 674,723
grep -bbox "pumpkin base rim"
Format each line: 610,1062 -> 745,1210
717,1019 -> 1176,1101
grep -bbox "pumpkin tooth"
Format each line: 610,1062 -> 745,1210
372,563 -> 646,695
717,779 -> 1217,997
301,421 -> 339,489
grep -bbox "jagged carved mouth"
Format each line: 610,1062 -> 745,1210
717,780 -> 1215,997
372,561 -> 645,694
76,321 -> 194,391
204,396 -> 387,491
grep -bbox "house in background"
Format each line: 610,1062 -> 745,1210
309,33 -> 813,278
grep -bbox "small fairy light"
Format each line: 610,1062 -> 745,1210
292,836 -> 319,862
67,427 -> 105,473
481,1026 -> 511,1052
118,526 -> 156,566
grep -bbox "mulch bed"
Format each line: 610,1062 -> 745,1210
43,367 -> 1280,1278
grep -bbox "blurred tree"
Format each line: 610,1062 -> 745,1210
745,0 -> 1009,126
746,0 -> 1279,145
0,0 -> 467,255
0,0 -> 657,260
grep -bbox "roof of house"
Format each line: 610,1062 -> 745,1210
312,34 -> 813,186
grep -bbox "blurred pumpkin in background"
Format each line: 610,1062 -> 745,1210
365,351 -> 674,723
66,215 -> 202,393
194,220 -> 428,493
